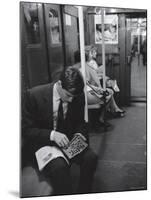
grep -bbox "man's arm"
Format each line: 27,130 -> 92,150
22,90 -> 52,147
22,90 -> 69,149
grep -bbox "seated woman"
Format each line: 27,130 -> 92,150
74,50 -> 112,127
84,54 -> 113,127
85,45 -> 125,117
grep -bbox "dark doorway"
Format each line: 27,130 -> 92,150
126,15 -> 147,102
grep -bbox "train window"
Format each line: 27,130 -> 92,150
23,3 -> 40,44
128,18 -> 147,56
49,8 -> 61,44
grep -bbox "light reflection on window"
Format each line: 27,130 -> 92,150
23,3 -> 40,44
130,18 -> 147,55
49,9 -> 61,44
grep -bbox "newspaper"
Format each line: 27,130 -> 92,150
62,133 -> 88,159
87,81 -> 104,98
35,133 -> 88,171
35,146 -> 69,171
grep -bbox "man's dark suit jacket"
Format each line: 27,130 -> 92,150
22,83 -> 88,158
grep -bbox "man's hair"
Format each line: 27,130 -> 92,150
60,66 -> 84,96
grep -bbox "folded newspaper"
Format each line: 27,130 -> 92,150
35,146 -> 69,171
86,81 -> 104,98
35,133 -> 88,171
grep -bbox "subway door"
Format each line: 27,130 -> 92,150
21,2 -> 50,89
119,14 -> 128,106
44,4 -> 65,82
125,17 -> 132,105
62,5 -> 80,66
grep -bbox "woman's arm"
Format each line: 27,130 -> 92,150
88,65 -> 102,88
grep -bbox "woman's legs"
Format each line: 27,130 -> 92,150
87,92 -> 103,105
106,89 -> 125,116
109,95 -> 123,112
87,91 -> 112,123
87,92 -> 105,122
87,88 -> 125,123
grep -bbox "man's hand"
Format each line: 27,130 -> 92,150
52,131 -> 69,148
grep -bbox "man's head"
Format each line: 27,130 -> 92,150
57,66 -> 84,102
85,45 -> 97,61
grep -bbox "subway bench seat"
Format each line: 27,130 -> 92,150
88,104 -> 101,109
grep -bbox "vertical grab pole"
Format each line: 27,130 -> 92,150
101,8 -> 107,131
78,6 -> 88,122
101,8 -> 106,90
137,19 -> 140,66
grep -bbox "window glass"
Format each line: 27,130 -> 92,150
49,8 -> 61,44
23,3 -> 40,44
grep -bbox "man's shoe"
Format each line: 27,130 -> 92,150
99,120 -> 112,128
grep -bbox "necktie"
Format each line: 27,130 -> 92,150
57,100 -> 65,132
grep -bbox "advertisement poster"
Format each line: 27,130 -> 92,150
95,14 -> 118,44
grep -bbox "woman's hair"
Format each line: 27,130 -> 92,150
74,45 -> 98,63
60,66 -> 84,96
85,45 -> 97,61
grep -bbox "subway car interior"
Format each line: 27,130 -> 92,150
20,2 -> 147,197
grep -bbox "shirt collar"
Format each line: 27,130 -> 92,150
53,82 -> 61,102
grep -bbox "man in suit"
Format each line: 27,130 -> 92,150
22,66 -> 97,195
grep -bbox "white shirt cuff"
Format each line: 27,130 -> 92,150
50,130 -> 55,141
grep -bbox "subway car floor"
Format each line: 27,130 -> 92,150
89,102 -> 147,193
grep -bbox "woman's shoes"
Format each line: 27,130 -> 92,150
112,110 -> 126,118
